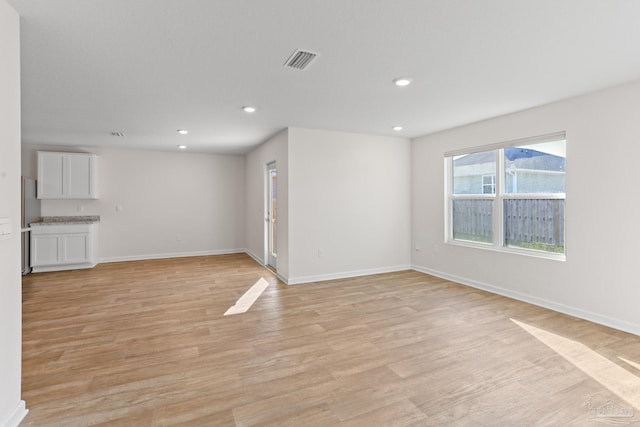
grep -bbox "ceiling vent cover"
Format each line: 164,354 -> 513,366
284,50 -> 318,70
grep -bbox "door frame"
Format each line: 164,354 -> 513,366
265,161 -> 277,269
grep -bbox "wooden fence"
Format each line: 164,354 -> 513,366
452,198 -> 564,249
452,199 -> 493,243
504,199 -> 564,248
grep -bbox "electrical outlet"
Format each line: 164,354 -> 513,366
318,248 -> 325,257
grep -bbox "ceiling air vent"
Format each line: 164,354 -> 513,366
283,49 -> 318,70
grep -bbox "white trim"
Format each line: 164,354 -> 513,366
244,249 -> 289,284
444,131 -> 566,157
495,149 -> 504,247
244,249 -> 264,265
101,249 -> 291,285
31,261 -> 97,273
266,161 -> 277,269
99,248 -> 245,264
275,272 -> 289,285
1,400 -> 28,427
287,264 -> 412,285
450,194 -> 495,200
501,192 -> 566,200
411,265 -> 640,337
445,234 -> 566,262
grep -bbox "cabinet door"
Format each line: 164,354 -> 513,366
37,151 -> 98,199
62,234 -> 89,263
66,155 -> 94,198
37,152 -> 64,199
32,234 -> 61,266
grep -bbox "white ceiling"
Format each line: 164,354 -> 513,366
8,0 -> 640,154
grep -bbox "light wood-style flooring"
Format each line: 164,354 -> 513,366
21,254 -> 640,426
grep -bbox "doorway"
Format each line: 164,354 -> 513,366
266,162 -> 277,269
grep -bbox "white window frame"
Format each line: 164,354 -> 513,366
444,132 -> 566,261
482,174 -> 496,194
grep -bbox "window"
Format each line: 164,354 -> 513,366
482,175 -> 495,194
445,133 -> 566,258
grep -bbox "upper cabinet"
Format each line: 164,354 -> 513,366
37,151 -> 98,199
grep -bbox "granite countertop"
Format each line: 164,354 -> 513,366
30,215 -> 101,226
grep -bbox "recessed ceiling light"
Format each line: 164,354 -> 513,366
177,145 -> 187,150
392,126 -> 403,131
177,129 -> 189,135
242,106 -> 256,113
393,77 -> 413,87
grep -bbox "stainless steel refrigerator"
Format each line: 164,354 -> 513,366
21,177 -> 41,275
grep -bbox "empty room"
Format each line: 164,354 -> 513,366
3,1 -> 640,426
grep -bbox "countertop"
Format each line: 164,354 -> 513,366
30,216 -> 101,226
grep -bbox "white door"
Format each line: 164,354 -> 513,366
267,162 -> 277,269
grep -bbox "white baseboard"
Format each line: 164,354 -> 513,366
275,271 -> 289,285
412,264 -> 640,337
31,262 -> 97,273
100,248 -> 293,284
244,249 -> 264,266
99,248 -> 246,264
243,250 -> 289,284
287,264 -> 412,285
1,400 -> 28,427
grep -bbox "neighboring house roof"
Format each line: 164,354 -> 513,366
454,148 -> 565,172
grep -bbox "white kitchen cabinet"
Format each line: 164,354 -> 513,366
31,223 -> 98,272
37,151 -> 98,199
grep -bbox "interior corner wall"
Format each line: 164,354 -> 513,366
245,129 -> 289,280
287,127 -> 411,284
21,144 -> 246,262
412,79 -> 640,334
0,1 -> 27,426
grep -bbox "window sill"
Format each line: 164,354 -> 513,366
445,239 -> 566,262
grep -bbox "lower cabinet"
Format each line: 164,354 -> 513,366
31,223 -> 98,272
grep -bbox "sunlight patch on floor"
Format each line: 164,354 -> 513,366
511,318 -> 640,410
224,277 -> 270,315
619,357 -> 640,373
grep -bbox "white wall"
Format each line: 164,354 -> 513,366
0,1 -> 27,426
245,129 -> 289,280
22,144 -> 245,262
412,79 -> 640,334
287,128 -> 411,284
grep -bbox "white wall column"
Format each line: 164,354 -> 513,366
0,1 -> 28,425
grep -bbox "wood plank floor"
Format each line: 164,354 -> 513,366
21,254 -> 640,426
